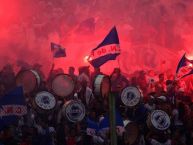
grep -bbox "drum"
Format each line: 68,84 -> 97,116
121,87 -> 141,107
124,122 -> 140,145
33,91 -> 56,113
16,70 -> 41,93
62,100 -> 85,123
93,75 -> 111,97
147,110 -> 170,132
51,74 -> 75,98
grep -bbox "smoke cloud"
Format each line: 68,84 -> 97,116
1,0 -> 193,75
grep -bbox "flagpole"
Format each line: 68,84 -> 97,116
52,56 -> 55,66
46,56 -> 55,82
109,92 -> 117,145
117,56 -> 121,69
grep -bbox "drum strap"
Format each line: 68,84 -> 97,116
85,87 -> 94,106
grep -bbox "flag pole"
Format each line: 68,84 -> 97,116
109,92 -> 117,145
117,56 -> 121,69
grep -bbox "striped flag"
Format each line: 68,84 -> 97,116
88,26 -> 120,68
176,54 -> 193,79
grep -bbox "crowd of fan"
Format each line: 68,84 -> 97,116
0,63 -> 192,145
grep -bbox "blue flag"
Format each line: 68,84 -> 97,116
88,26 -> 120,68
51,42 -> 66,58
176,54 -> 193,79
0,87 -> 27,130
86,118 -> 99,136
99,110 -> 124,132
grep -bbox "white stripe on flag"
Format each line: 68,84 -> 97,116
90,44 -> 120,60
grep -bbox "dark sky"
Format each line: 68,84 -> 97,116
1,0 -> 193,75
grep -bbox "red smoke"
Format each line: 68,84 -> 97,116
1,0 -> 193,76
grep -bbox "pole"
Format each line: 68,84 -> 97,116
109,92 -> 117,145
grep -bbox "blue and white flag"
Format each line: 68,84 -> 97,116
99,110 -> 124,135
86,118 -> 99,136
51,42 -> 66,58
0,87 -> 27,130
88,26 -> 120,68
176,54 -> 193,79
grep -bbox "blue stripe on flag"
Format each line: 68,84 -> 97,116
90,53 -> 120,68
93,26 -> 119,50
176,54 -> 187,73
176,54 -> 193,79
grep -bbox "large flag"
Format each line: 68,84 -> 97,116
176,54 -> 193,79
88,26 -> 120,68
51,42 -> 66,58
0,87 -> 27,130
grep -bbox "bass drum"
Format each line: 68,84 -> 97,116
33,91 -> 56,113
121,87 -> 141,107
16,70 -> 40,93
62,100 -> 85,123
147,110 -> 170,132
124,122 -> 140,145
93,75 -> 111,98
51,74 -> 75,98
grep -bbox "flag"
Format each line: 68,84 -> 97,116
51,42 -> 66,58
86,118 -> 99,136
0,87 -> 27,130
99,110 -> 124,135
176,54 -> 193,79
88,26 -> 120,68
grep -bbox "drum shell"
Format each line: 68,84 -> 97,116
16,69 -> 41,93
124,122 -> 140,145
32,91 -> 57,114
147,114 -> 163,133
51,74 -> 75,98
93,75 -> 110,98
62,100 -> 85,123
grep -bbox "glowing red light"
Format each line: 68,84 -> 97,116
88,57 -> 93,61
189,63 -> 193,67
186,55 -> 193,60
84,56 -> 89,63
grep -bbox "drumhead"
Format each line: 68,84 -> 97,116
124,122 -> 139,145
16,70 -> 40,93
34,91 -> 56,112
51,74 -> 75,98
121,87 -> 141,107
63,100 -> 85,123
148,110 -> 170,131
93,75 -> 110,97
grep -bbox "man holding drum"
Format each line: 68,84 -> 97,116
110,68 -> 129,93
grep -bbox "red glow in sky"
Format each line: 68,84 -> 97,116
1,0 -> 193,76
0,0 -> 20,27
